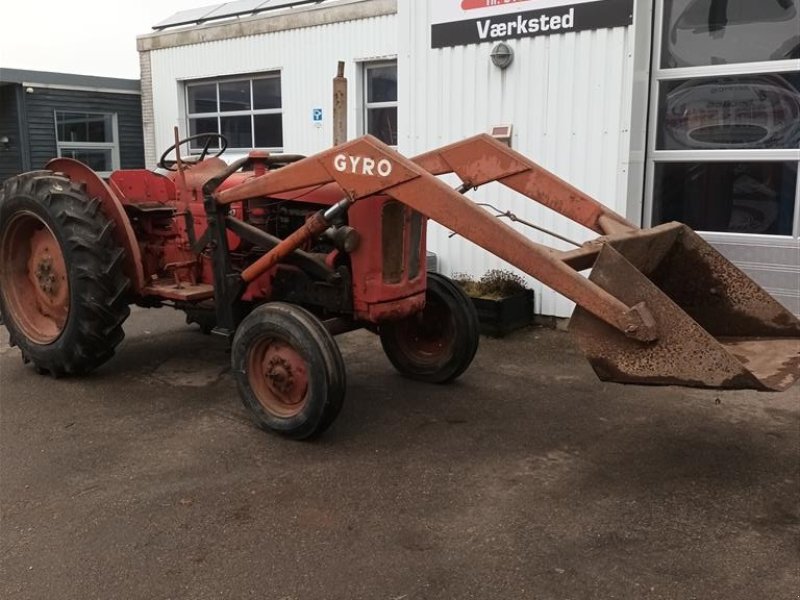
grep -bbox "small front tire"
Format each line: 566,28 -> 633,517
379,272 -> 479,384
232,303 -> 346,440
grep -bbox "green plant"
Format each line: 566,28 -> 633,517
453,269 -> 528,300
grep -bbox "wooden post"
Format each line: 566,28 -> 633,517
333,61 -> 347,146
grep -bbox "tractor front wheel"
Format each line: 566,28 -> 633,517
232,303 -> 346,440
0,172 -> 131,376
379,272 -> 479,384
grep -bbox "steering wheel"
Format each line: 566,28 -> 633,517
158,133 -> 229,171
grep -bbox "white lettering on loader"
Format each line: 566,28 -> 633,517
334,154 -> 394,177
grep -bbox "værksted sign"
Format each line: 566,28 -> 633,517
431,0 -> 634,49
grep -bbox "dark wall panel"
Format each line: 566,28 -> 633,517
24,87 -> 144,170
0,84 -> 23,182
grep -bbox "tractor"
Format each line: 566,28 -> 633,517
1,127 -> 798,439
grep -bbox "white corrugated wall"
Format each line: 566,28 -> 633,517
148,13 -> 397,160
397,0 -> 641,318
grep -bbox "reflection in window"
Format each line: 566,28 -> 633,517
253,77 -> 281,110
186,74 -> 283,150
55,112 -> 118,173
188,83 -> 216,113
662,0 -> 799,68
658,72 -> 800,150
220,115 -> 252,148
653,162 -> 797,235
254,114 -> 283,148
60,149 -> 114,173
189,117 -> 219,147
219,80 -> 251,112
364,62 -> 398,146
57,113 -> 113,143
367,108 -> 398,147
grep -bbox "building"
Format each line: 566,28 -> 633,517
0,69 -> 145,182
137,0 -> 800,317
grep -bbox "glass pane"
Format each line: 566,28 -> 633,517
367,107 -> 398,145
60,148 -> 112,172
219,80 -> 251,112
56,113 -> 113,143
658,72 -> 800,150
662,0 -> 800,68
188,83 -> 217,113
652,161 -> 797,235
253,77 -> 282,109
254,114 -> 283,148
367,65 -> 397,103
220,115 -> 252,148
189,118 -> 219,149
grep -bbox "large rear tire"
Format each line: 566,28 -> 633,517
0,172 -> 131,376
379,272 -> 479,384
232,303 -> 346,440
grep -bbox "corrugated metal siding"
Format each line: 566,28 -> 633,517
398,1 -> 639,318
24,88 -> 145,170
0,85 -> 22,182
148,14 -> 397,160
711,238 -> 800,316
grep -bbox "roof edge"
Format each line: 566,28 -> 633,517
137,0 -> 396,52
0,68 -> 140,91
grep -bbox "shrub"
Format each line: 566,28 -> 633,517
453,269 -> 528,300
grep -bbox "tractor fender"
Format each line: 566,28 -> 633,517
46,158 -> 146,293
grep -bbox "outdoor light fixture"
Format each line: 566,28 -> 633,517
0,136 -> 10,149
490,42 -> 514,69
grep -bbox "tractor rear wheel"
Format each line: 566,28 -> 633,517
0,172 -> 131,376
232,303 -> 346,440
379,272 -> 479,384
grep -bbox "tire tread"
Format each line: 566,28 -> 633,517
0,171 -> 131,376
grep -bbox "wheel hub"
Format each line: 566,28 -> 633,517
35,257 -> 61,297
266,356 -> 298,399
247,338 -> 310,417
0,213 -> 70,344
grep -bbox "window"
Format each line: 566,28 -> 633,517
652,161 -> 798,235
186,74 -> 283,152
657,73 -> 800,151
364,62 -> 398,146
662,0 -> 799,68
648,0 -> 800,237
55,112 -> 119,174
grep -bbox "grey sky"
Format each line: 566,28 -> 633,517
0,1 -> 206,79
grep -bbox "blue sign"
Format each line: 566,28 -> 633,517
312,108 -> 323,124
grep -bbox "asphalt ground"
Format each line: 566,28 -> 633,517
1,307 -> 798,600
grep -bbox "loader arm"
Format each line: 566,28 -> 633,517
217,135 -> 657,342
412,134 -> 637,236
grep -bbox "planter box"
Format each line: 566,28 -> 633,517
470,289 -> 534,337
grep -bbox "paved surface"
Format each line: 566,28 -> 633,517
1,308 -> 798,600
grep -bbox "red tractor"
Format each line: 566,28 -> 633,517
1,131 -> 798,439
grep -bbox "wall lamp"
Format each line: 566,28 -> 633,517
0,136 -> 10,150
491,42 -> 514,69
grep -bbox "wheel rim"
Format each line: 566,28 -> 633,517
0,212 -> 70,344
392,293 -> 456,367
247,336 -> 310,418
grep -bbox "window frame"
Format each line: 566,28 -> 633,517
54,110 -> 120,176
644,0 -> 800,241
185,72 -> 284,153
362,60 -> 398,147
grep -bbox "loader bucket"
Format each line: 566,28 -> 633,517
570,222 -> 800,391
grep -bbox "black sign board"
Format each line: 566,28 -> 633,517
431,0 -> 634,49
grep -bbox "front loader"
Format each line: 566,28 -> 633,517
1,130 -> 798,439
